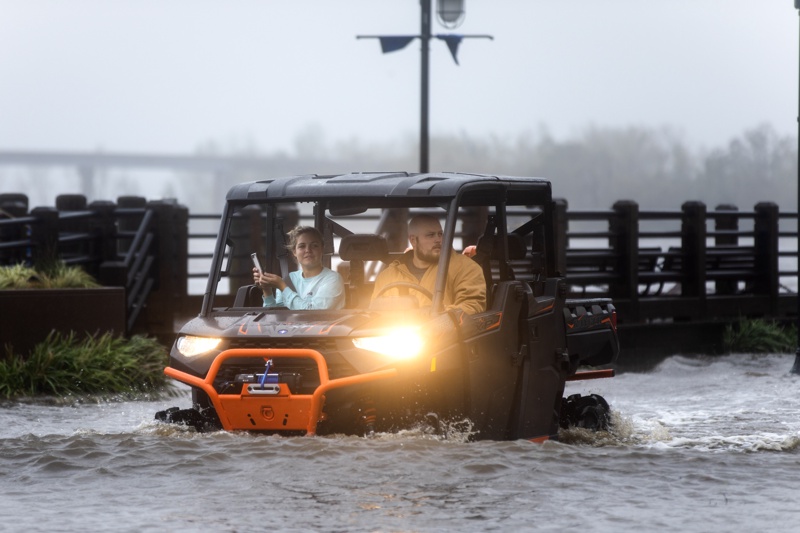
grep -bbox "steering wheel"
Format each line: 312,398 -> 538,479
374,281 -> 434,301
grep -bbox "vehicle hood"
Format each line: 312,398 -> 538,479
177,309 -> 388,339
170,307 -> 466,376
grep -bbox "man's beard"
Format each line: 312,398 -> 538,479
415,247 -> 440,265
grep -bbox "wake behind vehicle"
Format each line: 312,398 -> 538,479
156,172 -> 619,441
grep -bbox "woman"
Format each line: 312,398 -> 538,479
252,226 -> 345,310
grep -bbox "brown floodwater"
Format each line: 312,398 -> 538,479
1,353 -> 799,532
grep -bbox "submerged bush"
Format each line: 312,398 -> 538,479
0,262 -> 100,289
723,318 -> 797,354
0,332 -> 169,399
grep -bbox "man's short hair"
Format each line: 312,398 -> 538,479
408,214 -> 441,236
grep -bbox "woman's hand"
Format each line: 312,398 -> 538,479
252,267 -> 287,293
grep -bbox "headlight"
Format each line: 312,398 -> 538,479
352,327 -> 424,360
176,335 -> 222,357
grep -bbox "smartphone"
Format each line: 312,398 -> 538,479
251,253 -> 263,274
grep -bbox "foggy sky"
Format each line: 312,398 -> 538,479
0,0 -> 796,156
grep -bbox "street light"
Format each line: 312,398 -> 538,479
437,0 -> 465,28
357,0 -> 491,173
793,0 -> 800,374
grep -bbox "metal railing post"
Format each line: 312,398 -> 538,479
611,200 -> 640,319
29,206 -> 59,267
681,202 -> 707,316
753,202 -> 779,313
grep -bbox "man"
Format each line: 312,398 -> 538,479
371,214 -> 486,314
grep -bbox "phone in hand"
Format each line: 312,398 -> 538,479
251,253 -> 263,274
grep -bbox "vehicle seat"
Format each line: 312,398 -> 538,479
473,232 -> 528,305
233,284 -> 263,307
339,234 -> 389,307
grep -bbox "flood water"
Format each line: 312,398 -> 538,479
2,352 -> 799,532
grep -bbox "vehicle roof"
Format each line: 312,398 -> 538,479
225,172 -> 552,207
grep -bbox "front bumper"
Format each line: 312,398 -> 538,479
164,348 -> 397,435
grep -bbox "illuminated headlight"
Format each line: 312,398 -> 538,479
352,327 -> 424,360
176,335 -> 222,357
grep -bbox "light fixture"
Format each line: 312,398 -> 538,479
176,335 -> 222,357
437,0 -> 465,29
352,327 -> 425,360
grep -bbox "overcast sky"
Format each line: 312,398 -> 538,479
0,0 -> 797,156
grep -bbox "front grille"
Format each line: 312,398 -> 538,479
214,337 -> 355,394
215,359 -> 319,394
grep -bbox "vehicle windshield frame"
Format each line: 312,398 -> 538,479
200,175 -> 553,316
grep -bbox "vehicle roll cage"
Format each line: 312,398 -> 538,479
202,176 -> 555,317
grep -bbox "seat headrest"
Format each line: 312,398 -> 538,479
339,234 -> 389,261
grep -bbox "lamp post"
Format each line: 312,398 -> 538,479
357,0 -> 490,174
420,0 -> 432,173
793,0 -> 800,374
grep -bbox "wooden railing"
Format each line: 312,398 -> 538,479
2,193 -> 797,341
553,200 -> 797,324
0,194 -> 185,334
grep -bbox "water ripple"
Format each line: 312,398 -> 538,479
2,352 -> 800,531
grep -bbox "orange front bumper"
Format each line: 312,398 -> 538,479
164,348 -> 398,435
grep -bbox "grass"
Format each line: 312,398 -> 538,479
723,318 -> 797,354
0,332 -> 170,399
0,262 -> 169,400
0,262 -> 100,289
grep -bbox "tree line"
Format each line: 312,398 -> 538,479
269,122 -> 795,211
1,123 -> 796,213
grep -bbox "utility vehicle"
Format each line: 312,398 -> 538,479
157,172 -> 618,441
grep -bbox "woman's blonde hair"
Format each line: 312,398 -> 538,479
286,226 -> 323,252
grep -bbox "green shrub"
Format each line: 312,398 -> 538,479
723,318 -> 797,354
42,262 -> 100,288
0,262 -> 100,289
0,264 -> 42,289
0,332 -> 169,399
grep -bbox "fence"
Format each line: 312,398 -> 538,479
0,193 -> 186,336
2,193 -> 798,350
554,200 -> 797,325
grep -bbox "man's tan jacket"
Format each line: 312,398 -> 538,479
371,250 -> 486,314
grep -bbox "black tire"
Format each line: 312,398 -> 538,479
560,393 -> 611,431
